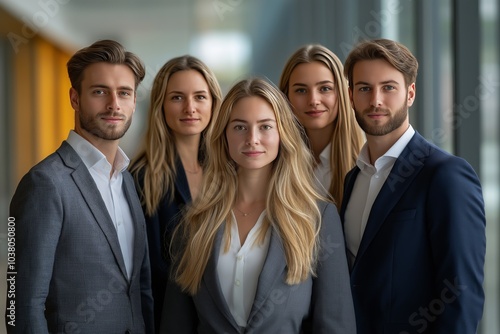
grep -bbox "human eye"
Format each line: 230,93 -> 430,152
260,124 -> 273,130
119,90 -> 132,97
358,86 -> 371,92
93,89 -> 106,95
171,95 -> 183,101
233,124 -> 246,131
294,88 -> 307,94
384,85 -> 396,91
320,85 -> 333,92
196,95 -> 207,101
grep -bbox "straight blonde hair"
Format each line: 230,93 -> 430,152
279,44 -> 365,205
130,56 -> 222,216
174,78 -> 323,295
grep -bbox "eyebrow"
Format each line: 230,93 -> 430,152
89,84 -> 134,91
167,90 -> 209,95
229,118 -> 276,124
291,80 -> 334,87
354,80 -> 400,86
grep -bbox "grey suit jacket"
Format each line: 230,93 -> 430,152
8,141 -> 154,334
160,201 -> 356,334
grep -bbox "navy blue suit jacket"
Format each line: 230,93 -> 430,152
340,132 -> 486,334
133,159 -> 191,333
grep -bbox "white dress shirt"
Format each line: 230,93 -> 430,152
217,211 -> 271,327
67,130 -> 135,279
344,126 -> 415,267
313,143 -> 332,197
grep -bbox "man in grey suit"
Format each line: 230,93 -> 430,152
7,39 -> 154,333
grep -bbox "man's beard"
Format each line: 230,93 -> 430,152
354,100 -> 408,136
79,111 -> 131,140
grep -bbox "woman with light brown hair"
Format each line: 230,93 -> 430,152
280,44 -> 365,204
129,55 -> 222,332
160,77 -> 355,333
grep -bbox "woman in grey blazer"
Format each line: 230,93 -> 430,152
160,78 -> 356,333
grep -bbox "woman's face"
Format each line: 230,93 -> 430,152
287,61 -> 339,132
225,96 -> 280,172
163,70 -> 212,139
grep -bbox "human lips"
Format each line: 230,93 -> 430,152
242,150 -> 264,157
180,117 -> 200,123
305,109 -> 326,117
101,114 -> 125,124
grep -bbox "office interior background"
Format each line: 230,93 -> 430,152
0,0 -> 498,332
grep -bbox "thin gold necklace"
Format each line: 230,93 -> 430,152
234,207 -> 249,217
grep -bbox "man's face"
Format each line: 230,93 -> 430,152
349,59 -> 415,137
71,62 -> 136,142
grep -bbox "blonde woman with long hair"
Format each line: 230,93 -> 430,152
129,55 -> 222,332
280,44 -> 365,205
160,78 -> 355,333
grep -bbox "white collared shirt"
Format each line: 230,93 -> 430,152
313,143 -> 332,197
344,126 -> 415,268
217,211 -> 271,327
67,130 -> 135,279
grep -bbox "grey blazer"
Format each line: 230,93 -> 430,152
8,142 -> 154,334
160,201 -> 356,334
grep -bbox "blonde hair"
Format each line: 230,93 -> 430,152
174,78 -> 323,295
130,56 -> 222,216
279,44 -> 364,205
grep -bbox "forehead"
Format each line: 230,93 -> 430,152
352,59 -> 405,85
230,96 -> 275,119
167,69 -> 209,91
290,61 -> 333,84
81,62 -> 135,88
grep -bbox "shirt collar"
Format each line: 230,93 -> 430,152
66,130 -> 130,173
318,142 -> 331,166
357,125 -> 415,170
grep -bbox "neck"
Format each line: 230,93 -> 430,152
366,123 -> 409,164
176,134 -> 202,172
305,125 -> 334,162
236,168 -> 270,204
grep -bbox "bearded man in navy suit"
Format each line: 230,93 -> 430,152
340,38 -> 485,334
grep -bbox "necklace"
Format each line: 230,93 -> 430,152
234,207 -> 249,217
184,166 -> 201,174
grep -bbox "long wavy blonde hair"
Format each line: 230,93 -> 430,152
174,78 -> 323,295
130,56 -> 222,216
279,44 -> 365,205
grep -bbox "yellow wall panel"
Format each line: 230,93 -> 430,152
34,38 -> 57,162
57,51 -> 73,141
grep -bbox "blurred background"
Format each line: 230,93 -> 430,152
0,0 -> 498,332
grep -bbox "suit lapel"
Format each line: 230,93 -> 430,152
340,168 -> 361,222
353,133 -> 430,268
58,142 -> 129,281
123,171 -> 146,281
203,225 -> 241,330
247,227 -> 286,325
174,159 -> 192,204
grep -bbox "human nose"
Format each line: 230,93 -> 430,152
184,98 -> 195,114
370,90 -> 383,108
308,91 -> 320,106
246,127 -> 259,145
107,93 -> 121,111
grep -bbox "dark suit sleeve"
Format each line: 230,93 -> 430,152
159,278 -> 198,333
426,157 -> 485,333
8,170 -> 62,334
310,202 -> 357,333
